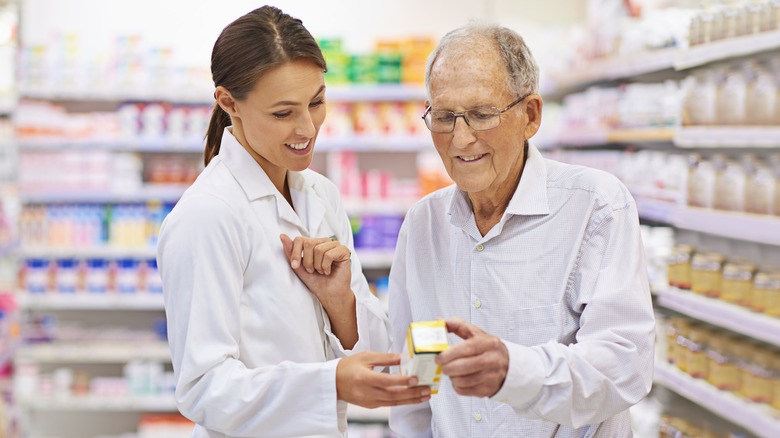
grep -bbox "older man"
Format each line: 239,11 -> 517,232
388,23 -> 655,437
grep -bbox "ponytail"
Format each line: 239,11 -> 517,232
204,104 -> 232,166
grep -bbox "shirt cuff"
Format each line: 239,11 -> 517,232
324,297 -> 371,356
491,340 -> 545,407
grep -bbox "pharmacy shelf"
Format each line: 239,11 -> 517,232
18,394 -> 177,412
634,196 -> 678,225
18,246 -> 157,259
634,200 -> 780,246
15,341 -> 171,363
18,139 -> 204,153
18,135 -> 431,153
347,405 -> 389,423
18,293 -> 164,311
655,287 -> 780,347
325,84 -> 426,102
18,86 -> 213,104
555,127 -> 675,147
545,47 -> 677,97
674,29 -> 780,70
317,135 -> 429,152
545,30 -> 780,97
654,362 -> 780,438
344,199 -> 413,216
354,249 -> 395,270
19,83 -> 427,105
21,184 -> 190,204
675,206 -> 780,246
674,126 -> 780,148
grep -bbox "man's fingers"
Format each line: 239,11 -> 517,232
444,317 -> 483,340
279,234 -> 293,259
436,336 -> 490,365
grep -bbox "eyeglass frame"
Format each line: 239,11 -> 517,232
421,93 -> 532,133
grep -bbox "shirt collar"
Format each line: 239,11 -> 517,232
218,127 -> 314,201
449,142 -> 550,221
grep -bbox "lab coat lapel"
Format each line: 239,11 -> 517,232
288,171 -> 326,236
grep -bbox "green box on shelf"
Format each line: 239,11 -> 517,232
348,54 -> 378,84
376,53 -> 402,84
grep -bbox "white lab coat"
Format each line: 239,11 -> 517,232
157,128 -> 391,438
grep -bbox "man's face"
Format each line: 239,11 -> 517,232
427,43 -> 529,198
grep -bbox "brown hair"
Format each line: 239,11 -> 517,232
204,6 -> 327,165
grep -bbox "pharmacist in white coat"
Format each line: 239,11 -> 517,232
389,24 -> 655,437
157,7 -> 429,438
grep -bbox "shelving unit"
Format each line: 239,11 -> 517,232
634,199 -> 780,246
656,287 -> 780,347
546,18 -> 780,438
545,29 -> 780,98
12,75 -> 422,435
15,341 -> 171,363
654,363 -> 780,438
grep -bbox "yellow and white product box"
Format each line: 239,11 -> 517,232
400,320 -> 449,394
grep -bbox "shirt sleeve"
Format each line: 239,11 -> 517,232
321,184 -> 391,357
388,219 -> 434,437
491,202 -> 655,428
158,193 -> 343,437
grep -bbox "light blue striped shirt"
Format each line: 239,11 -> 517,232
389,144 -> 655,438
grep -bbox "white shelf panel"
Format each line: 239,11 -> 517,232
19,84 -> 426,105
15,341 -> 171,363
316,135 -> 429,152
355,249 -> 394,270
546,47 -> 677,96
656,287 -> 780,347
18,293 -> 164,310
344,199 -> 413,216
325,84 -> 426,102
634,196 -> 678,224
19,394 -> 177,412
19,86 -> 213,104
18,139 -> 204,153
674,126 -> 780,148
347,404 -> 389,422
21,184 -> 189,204
18,246 -> 157,259
675,206 -> 780,246
675,29 -> 780,70
654,362 -> 780,438
555,127 -> 674,147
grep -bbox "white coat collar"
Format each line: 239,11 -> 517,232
218,127 -> 324,234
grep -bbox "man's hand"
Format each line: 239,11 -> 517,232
337,352 -> 431,408
435,318 -> 509,398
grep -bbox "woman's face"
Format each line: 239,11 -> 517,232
230,60 -> 326,184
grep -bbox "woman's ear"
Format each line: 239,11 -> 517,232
215,86 -> 238,117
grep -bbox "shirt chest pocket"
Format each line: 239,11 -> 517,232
510,303 -> 564,347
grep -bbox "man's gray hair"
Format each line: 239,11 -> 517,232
425,23 -> 539,98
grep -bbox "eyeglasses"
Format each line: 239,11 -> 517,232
421,94 -> 530,133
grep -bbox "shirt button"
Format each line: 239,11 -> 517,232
474,299 -> 482,309
474,412 -> 482,422
476,244 -> 484,252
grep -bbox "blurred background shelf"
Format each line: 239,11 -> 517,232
18,293 -> 164,310
15,341 -> 171,363
655,287 -> 780,347
654,362 -> 780,438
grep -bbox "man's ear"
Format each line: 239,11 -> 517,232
523,94 -> 543,140
215,86 -> 238,117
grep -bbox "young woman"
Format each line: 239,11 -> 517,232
157,6 -> 429,437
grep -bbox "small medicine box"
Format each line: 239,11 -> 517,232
401,320 -> 449,394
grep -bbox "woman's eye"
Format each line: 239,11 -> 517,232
309,99 -> 325,107
273,111 -> 292,119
